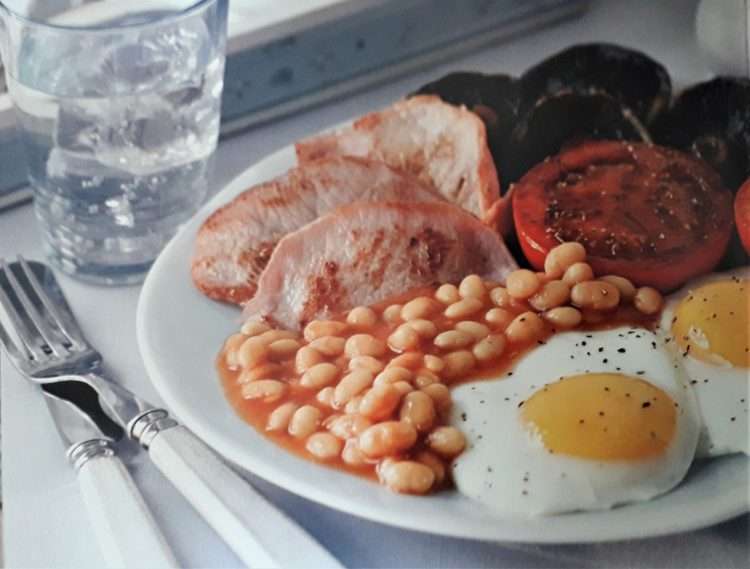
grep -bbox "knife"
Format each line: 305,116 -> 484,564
42,382 -> 178,569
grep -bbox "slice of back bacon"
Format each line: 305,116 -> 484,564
242,201 -> 518,330
296,95 -> 500,218
192,156 -> 443,305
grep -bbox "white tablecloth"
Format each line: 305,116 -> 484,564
2,0 -> 748,567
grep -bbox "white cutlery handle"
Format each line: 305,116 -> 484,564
74,442 -> 177,569
147,424 -> 343,569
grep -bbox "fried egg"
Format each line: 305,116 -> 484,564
659,268 -> 750,457
450,327 -> 701,516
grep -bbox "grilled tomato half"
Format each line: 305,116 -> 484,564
512,141 -> 734,291
735,179 -> 750,256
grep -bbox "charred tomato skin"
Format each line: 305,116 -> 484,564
512,141 -> 734,292
736,179 -> 750,256
519,42 -> 672,125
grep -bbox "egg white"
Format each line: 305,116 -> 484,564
450,327 -> 701,516
659,267 -> 750,458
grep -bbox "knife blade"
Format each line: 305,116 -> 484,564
39,381 -> 177,569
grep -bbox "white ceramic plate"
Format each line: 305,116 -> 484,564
137,144 -> 749,543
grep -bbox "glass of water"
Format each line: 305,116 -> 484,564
0,0 -> 227,284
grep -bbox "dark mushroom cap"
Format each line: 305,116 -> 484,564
653,77 -> 750,191
506,89 -> 650,184
520,43 -> 672,125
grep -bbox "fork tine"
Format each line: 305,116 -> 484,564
0,258 -> 65,357
17,256 -> 86,350
0,259 -> 46,360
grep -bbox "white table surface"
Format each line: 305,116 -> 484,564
2,0 -> 749,567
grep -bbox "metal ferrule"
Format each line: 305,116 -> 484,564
67,439 -> 114,471
129,409 -> 178,449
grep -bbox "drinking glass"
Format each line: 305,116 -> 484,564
0,0 -> 227,284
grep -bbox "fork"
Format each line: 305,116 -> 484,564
0,258 -> 177,568
0,257 -> 345,569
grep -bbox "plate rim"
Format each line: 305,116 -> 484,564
137,144 -> 750,544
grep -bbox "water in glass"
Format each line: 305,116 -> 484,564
3,0 -> 226,283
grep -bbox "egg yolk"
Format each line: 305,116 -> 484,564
521,373 -> 677,461
671,279 -> 749,368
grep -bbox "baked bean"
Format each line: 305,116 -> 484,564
561,262 -> 593,286
528,279 -> 571,311
316,386 -> 335,407
358,421 -> 417,458
455,321 -> 490,340
489,286 -> 513,308
505,311 -> 545,344
345,334 -> 387,358
543,306 -> 582,329
536,271 -> 552,284
388,325 -> 421,352
434,330 -> 474,350
399,391 -> 436,432
392,381 -> 414,396
288,405 -> 322,438
346,306 -> 378,329
341,439 -> 368,466
348,355 -> 385,374
241,379 -> 286,403
345,395 -> 363,414
238,362 -> 284,384
237,337 -> 269,369
306,432 -> 342,460
303,320 -> 348,341
326,414 -> 372,439
379,460 -> 434,494
268,338 -> 302,360
374,366 -> 413,387
423,354 -> 445,373
388,352 -> 424,369
300,362 -> 340,389
485,307 -> 514,329
473,334 -> 506,362
421,383 -> 452,413
383,304 -> 403,324
634,286 -> 663,315
414,371 -> 440,388
334,369 -> 375,408
458,274 -> 485,299
259,329 -> 298,344
309,336 -> 346,357
240,321 -> 270,337
435,283 -> 461,305
426,426 -> 466,457
506,269 -> 541,299
415,450 -> 446,485
359,384 -> 403,420
445,297 -> 484,319
295,346 -> 324,373
407,319 -> 438,339
223,333 -> 247,368
545,242 -> 587,278
570,280 -> 621,311
601,275 -> 637,301
266,402 -> 298,431
401,296 -> 440,321
442,350 -> 476,380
